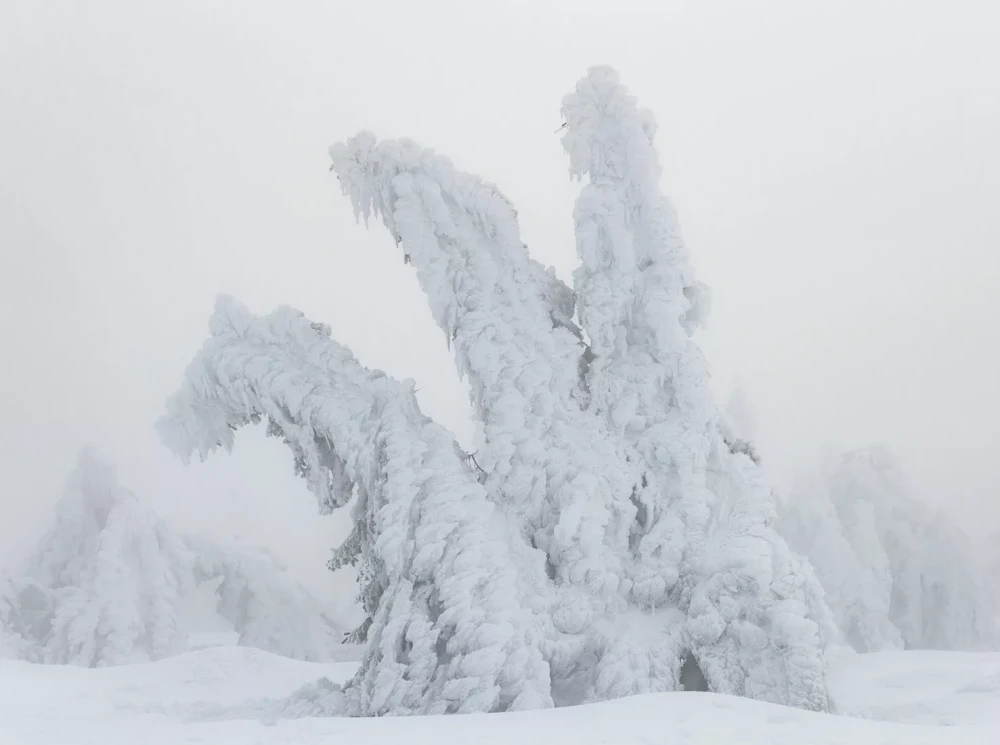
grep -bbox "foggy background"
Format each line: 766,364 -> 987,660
2,0 -> 998,617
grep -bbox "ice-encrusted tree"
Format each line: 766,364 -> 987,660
159,67 -> 829,714
779,446 -> 997,652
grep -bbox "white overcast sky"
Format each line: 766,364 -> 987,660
1,0 -> 998,596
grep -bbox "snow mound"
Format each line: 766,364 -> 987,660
1,646 -> 998,744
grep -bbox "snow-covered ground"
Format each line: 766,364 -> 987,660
1,646 -> 997,744
827,648 -> 1000,727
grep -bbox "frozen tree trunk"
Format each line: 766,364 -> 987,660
161,67 -> 833,713
159,297 -> 552,714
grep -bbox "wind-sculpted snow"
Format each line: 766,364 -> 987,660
159,296 -> 552,714
160,67 -> 831,713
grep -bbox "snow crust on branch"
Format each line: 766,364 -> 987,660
158,296 -> 552,714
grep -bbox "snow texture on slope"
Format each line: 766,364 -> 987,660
0,646 -> 997,745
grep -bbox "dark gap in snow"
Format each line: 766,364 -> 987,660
435,628 -> 454,667
628,488 -> 648,552
679,653 -> 708,692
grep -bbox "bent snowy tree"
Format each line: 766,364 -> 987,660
159,67 -> 830,714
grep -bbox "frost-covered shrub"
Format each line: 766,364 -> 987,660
159,66 -> 831,714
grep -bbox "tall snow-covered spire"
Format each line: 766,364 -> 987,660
562,66 -> 718,609
159,296 -> 552,714
562,67 -> 828,710
563,65 -> 710,356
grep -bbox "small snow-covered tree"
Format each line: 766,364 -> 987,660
779,446 -> 997,652
0,448 -> 346,666
159,67 -> 830,714
0,577 -> 37,660
189,536 -> 342,662
11,449 -> 194,666
778,468 -> 901,653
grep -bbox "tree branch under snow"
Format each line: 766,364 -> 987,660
158,296 -> 552,714
329,131 -> 641,612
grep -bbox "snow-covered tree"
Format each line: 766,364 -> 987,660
9,448 -> 194,666
989,535 -> 1000,635
159,298 -> 553,714
189,536 -> 342,662
0,576 -> 38,660
560,69 -> 828,709
779,446 -> 997,652
778,467 -> 901,653
159,66 -> 830,714
0,448 -> 346,666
